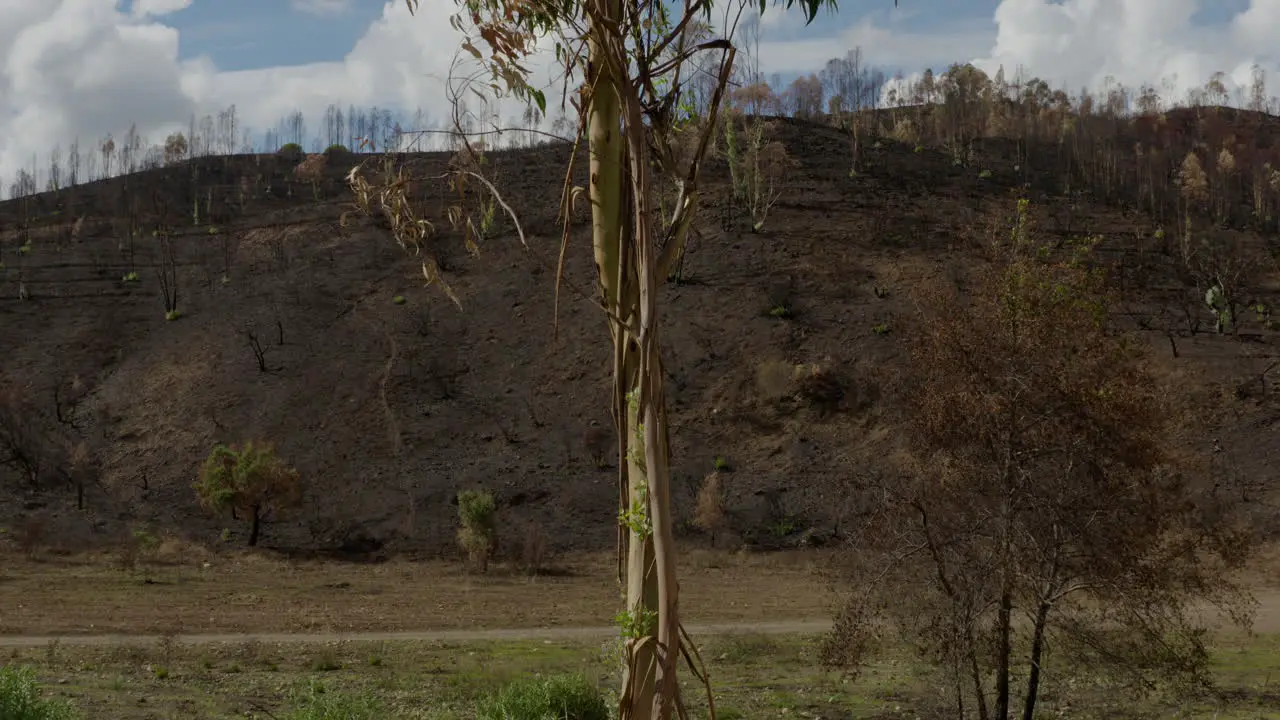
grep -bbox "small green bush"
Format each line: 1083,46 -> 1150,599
323,144 -> 350,157
277,143 -> 305,162
475,673 -> 609,720
457,489 -> 497,572
0,665 -> 80,720
285,680 -> 383,720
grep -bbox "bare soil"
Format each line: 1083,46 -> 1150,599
1,110 -> 1278,567
0,548 -> 837,637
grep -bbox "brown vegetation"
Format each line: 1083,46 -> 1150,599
821,199 -> 1258,719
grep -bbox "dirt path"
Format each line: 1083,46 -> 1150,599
0,620 -> 833,648
6,591 -> 1279,649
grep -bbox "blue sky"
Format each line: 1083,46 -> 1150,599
158,0 -> 1257,76
157,0 -> 382,70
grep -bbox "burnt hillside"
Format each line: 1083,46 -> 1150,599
2,110 -> 1278,558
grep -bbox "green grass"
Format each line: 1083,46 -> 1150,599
1,631 -> 1276,719
0,665 -> 80,720
475,673 -> 609,720
285,679 -> 384,720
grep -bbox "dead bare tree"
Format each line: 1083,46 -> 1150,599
240,326 -> 273,372
155,226 -> 180,319
0,387 -> 48,486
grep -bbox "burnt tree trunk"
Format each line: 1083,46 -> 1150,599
248,505 -> 261,547
1022,600 -> 1052,720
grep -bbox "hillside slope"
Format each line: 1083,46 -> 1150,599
2,116 -> 1278,557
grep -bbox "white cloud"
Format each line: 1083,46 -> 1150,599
754,15 -> 993,76
973,0 -> 1279,104
130,0 -> 190,19
4,0 -> 1280,192
290,0 -> 350,16
0,0 -> 196,187
0,0 -> 568,189
200,1 -> 571,140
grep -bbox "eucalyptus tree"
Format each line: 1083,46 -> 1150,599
344,2 -> 896,717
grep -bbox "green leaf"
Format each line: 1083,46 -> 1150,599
758,0 -> 845,25
531,88 -> 547,115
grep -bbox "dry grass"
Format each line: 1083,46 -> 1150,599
0,548 -> 838,636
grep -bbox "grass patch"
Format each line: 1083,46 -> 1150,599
0,665 -> 80,719
285,679 -> 383,720
0,627 -> 1275,718
475,673 -> 609,720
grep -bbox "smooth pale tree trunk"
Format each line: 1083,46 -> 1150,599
585,1 -> 684,717
584,2 -> 662,717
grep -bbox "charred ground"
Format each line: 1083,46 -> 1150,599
2,107 -> 1278,559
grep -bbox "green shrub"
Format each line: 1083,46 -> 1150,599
285,680 -> 382,720
0,665 -> 80,720
475,673 -> 609,720
323,144 -> 350,157
277,143 -> 305,161
457,489 -> 497,572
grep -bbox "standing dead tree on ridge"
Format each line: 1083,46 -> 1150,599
343,1 -> 864,717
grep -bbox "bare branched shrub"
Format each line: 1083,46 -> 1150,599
0,387 -> 47,486
294,153 -> 327,201
15,514 -> 46,559
582,424 -> 612,469
691,472 -> 727,547
117,524 -> 161,573
520,521 -> 548,576
163,133 -> 188,165
822,199 -> 1256,719
1178,150 -> 1210,264
154,226 -> 180,319
888,116 -> 919,145
794,363 -> 845,416
724,109 -> 794,232
67,439 -> 95,510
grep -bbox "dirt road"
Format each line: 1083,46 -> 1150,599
0,620 -> 833,648
4,589 -> 1280,649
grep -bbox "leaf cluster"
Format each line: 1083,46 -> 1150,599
193,441 -> 302,518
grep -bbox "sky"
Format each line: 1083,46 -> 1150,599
1,0 -> 1279,188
